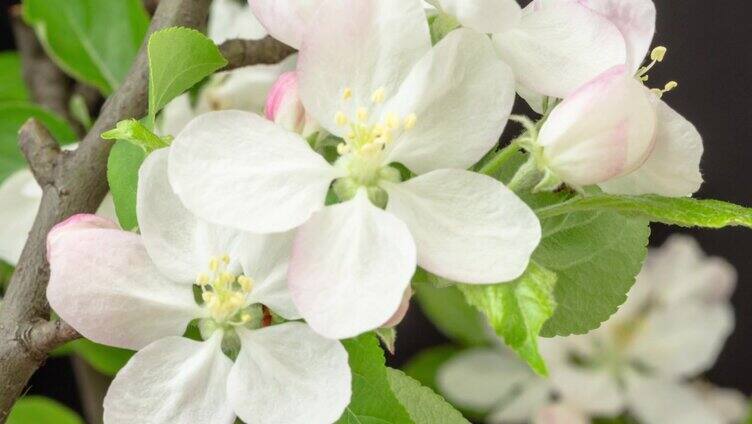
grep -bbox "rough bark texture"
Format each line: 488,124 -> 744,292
0,0 -> 211,420
219,36 -> 297,71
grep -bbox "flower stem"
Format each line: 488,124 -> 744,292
480,141 -> 522,176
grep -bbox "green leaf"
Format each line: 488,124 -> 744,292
7,396 -> 83,424
386,368 -> 470,424
537,194 -> 752,229
23,0 -> 149,94
0,52 -> 29,102
336,334 -> 413,424
459,261 -> 557,375
0,102 -> 76,182
534,210 -> 650,337
413,280 -> 488,347
102,119 -> 171,152
107,140 -> 146,230
375,327 -> 397,355
147,27 -> 228,121
69,339 -> 134,376
403,345 -> 460,393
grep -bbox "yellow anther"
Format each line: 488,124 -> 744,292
640,74 -> 649,82
651,46 -> 667,62
240,313 -> 252,323
650,88 -> 664,99
361,142 -> 380,155
664,80 -> 678,91
237,275 -> 254,293
221,272 -> 235,285
221,254 -> 230,264
356,107 -> 369,122
404,113 -> 417,130
342,87 -> 353,101
335,111 -> 348,127
230,293 -> 245,308
209,257 -> 220,272
196,273 -> 210,286
371,87 -> 386,104
337,143 -> 351,155
385,113 -> 400,130
202,291 -> 215,303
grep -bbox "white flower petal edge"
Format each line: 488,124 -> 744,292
548,363 -> 625,415
288,190 -> 417,339
488,380 -> 553,423
538,65 -> 657,187
297,0 -> 431,134
228,324 -> 351,424
432,0 -> 522,34
599,100 -> 704,196
47,215 -> 202,350
104,333 -> 235,424
248,0 -> 323,49
438,348 -> 532,412
384,29 -> 516,174
210,0 -> 267,44
494,0 -> 626,98
385,169 -> 540,284
0,170 -> 44,265
169,111 -> 342,233
625,374 -> 726,424
533,403 -> 589,424
626,302 -> 734,379
583,0 -> 656,73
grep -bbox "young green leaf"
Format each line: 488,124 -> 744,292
386,368 -> 470,424
69,339 -> 134,377
0,103 -> 76,182
336,334 -> 413,424
375,327 -> 397,355
537,194 -> 752,229
7,396 -> 83,424
102,119 -> 171,152
0,52 -> 29,102
413,280 -> 488,347
23,0 -> 149,94
534,211 -> 650,337
402,345 -> 461,393
147,27 -> 228,121
459,261 -> 557,375
107,140 -> 146,230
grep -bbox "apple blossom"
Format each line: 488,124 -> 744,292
169,0 -> 540,339
208,0 -> 267,44
0,158 -> 115,266
265,71 -> 320,137
542,235 -> 736,424
46,149 -> 351,424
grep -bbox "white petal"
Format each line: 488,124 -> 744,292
0,170 -> 42,265
583,0 -> 656,72
695,384 -> 750,424
104,334 -> 234,424
384,29 -> 516,174
157,94 -> 196,137
228,323 -> 351,424
385,169 -> 540,284
169,111 -> 340,233
238,231 -> 300,320
626,375 -> 725,424
533,403 -> 589,424
47,216 -> 201,350
297,0 -> 431,135
549,365 -> 624,415
210,0 -> 267,44
435,0 -> 522,34
198,55 -> 297,117
494,0 -> 626,98
488,380 -> 553,423
288,191 -> 416,339
248,0 -> 323,48
599,99 -> 703,196
626,302 -> 734,378
438,348 -> 532,412
538,66 -> 657,187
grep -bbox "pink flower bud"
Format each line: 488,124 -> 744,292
265,71 -> 320,137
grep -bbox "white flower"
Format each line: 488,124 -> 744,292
169,0 -> 541,339
265,71 -> 321,137
543,235 -> 736,424
209,0 -> 267,44
0,151 -> 116,266
46,149 -> 351,424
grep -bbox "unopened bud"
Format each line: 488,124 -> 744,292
265,72 -> 321,137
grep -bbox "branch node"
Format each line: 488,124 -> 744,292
219,36 -> 297,71
18,119 -> 62,186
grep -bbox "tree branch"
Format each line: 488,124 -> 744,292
219,36 -> 297,71
18,120 -> 61,187
0,0 -> 212,419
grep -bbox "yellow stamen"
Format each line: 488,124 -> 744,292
337,143 -> 351,155
356,107 -> 369,122
237,275 -> 254,293
209,257 -> 219,272
664,80 -> 678,91
342,87 -> 353,101
371,87 -> 386,104
386,113 -> 400,130
651,46 -> 667,62
404,113 -> 417,130
196,273 -> 210,286
335,111 -> 348,127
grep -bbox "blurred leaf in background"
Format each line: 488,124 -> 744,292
7,396 -> 84,424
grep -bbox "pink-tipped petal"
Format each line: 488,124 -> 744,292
382,287 -> 413,328
248,0 -> 323,49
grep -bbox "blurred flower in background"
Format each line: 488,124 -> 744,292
434,235 -> 748,423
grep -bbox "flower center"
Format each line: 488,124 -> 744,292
330,87 -> 416,205
636,46 -> 678,99
195,254 -> 258,327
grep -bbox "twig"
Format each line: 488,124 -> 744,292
0,0 -> 212,420
17,120 -> 61,186
219,36 -> 297,71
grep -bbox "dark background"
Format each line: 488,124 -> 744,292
1,0 -> 750,417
